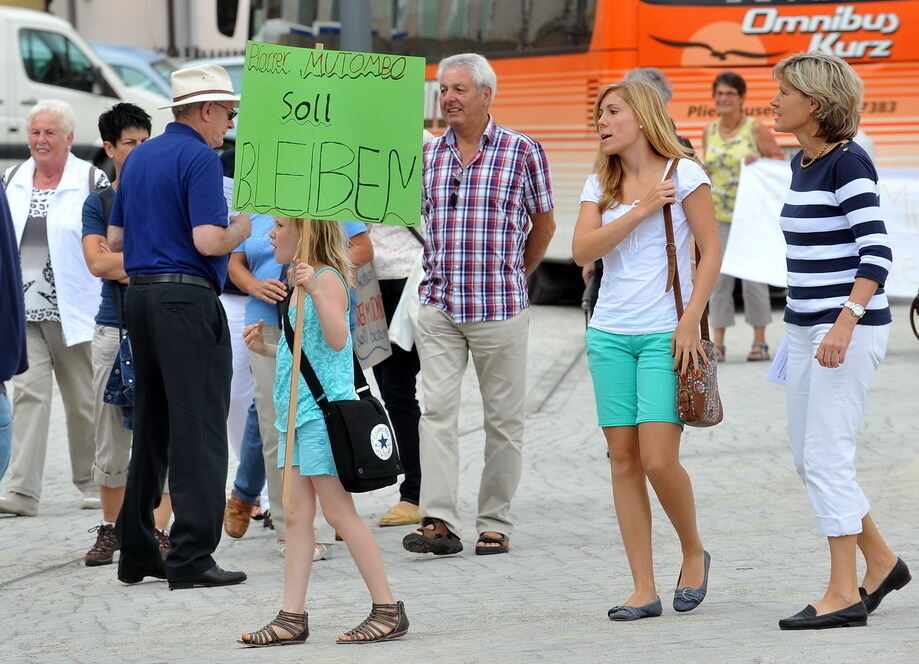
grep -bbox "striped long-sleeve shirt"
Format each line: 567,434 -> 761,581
779,141 -> 892,327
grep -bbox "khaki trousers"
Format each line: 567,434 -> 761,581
249,324 -> 286,540
710,221 -> 772,329
416,305 -> 529,538
90,325 -> 132,487
8,321 -> 95,501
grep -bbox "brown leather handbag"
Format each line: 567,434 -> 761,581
662,159 -> 724,428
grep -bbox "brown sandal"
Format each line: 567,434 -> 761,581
747,342 -> 770,362
402,517 -> 463,555
475,531 -> 509,555
337,601 -> 409,644
239,610 -> 308,647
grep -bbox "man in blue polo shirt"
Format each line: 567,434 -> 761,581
107,65 -> 251,590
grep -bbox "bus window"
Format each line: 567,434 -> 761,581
287,0 -> 596,61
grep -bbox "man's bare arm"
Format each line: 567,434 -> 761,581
523,210 -> 556,276
193,213 -> 252,256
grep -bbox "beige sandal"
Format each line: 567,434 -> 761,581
337,601 -> 409,644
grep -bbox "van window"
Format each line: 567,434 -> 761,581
19,28 -> 105,95
112,65 -> 162,94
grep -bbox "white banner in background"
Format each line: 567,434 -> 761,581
723,159 -> 919,297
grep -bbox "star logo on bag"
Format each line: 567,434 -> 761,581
370,424 -> 394,460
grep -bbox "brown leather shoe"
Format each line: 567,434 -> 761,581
224,491 -> 253,539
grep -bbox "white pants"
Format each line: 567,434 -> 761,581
220,293 -> 254,460
785,323 -> 889,537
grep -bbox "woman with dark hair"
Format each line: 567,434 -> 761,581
703,71 -> 783,362
771,52 -> 909,630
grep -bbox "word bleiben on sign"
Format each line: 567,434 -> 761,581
234,138 -> 418,224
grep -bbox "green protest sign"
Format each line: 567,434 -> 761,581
233,41 -> 424,226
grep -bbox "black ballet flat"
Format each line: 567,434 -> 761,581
778,602 -> 867,630
859,558 -> 911,614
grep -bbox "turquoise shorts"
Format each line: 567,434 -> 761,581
277,418 -> 338,477
585,327 -> 681,428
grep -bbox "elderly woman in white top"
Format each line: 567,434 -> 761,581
0,99 -> 108,517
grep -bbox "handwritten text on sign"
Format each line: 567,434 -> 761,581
233,42 -> 424,226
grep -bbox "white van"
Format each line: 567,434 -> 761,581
0,7 -> 172,171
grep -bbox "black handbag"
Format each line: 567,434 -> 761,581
280,293 -> 401,493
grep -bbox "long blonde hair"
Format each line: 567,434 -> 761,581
283,217 -> 354,288
592,80 -> 696,212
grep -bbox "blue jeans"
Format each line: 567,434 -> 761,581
0,391 -> 11,482
233,402 -> 265,505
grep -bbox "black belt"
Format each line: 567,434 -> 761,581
129,273 -> 215,291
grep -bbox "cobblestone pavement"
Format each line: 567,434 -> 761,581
1,302 -> 917,664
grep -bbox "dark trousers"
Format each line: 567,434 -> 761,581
116,283 -> 231,580
372,278 -> 421,504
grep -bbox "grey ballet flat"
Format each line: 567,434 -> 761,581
673,550 -> 711,612
607,597 -> 662,621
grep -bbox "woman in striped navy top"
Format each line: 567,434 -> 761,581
771,52 -> 909,631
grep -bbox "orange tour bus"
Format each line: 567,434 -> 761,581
387,0 -> 919,300
224,0 -> 919,300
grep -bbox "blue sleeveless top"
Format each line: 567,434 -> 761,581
273,267 -> 356,432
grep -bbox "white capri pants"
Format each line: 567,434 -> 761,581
785,322 -> 889,537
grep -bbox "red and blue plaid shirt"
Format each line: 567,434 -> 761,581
419,117 -> 553,323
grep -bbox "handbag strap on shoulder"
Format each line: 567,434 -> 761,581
406,225 -> 424,246
279,291 -> 368,416
661,158 -> 712,341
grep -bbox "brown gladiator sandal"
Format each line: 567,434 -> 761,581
238,610 -> 308,647
336,601 -> 409,644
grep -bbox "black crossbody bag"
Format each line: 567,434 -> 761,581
279,292 -> 401,493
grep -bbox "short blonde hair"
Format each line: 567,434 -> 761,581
773,52 -> 863,142
27,99 -> 76,135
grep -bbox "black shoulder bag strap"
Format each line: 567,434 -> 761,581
406,225 -> 424,246
278,291 -> 371,419
99,186 -> 126,342
3,163 -> 23,190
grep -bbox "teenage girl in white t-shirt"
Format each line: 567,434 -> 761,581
572,80 -> 722,621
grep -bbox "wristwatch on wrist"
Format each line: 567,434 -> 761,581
842,301 -> 866,319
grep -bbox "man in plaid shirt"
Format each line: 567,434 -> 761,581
402,53 -> 555,558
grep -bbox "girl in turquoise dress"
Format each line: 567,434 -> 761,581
239,217 -> 408,647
